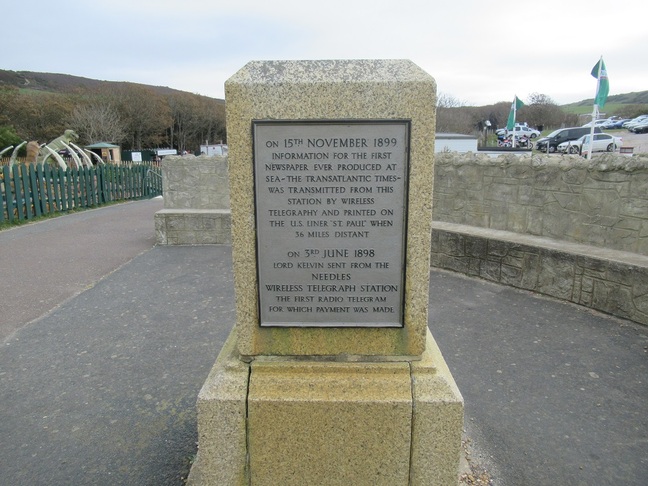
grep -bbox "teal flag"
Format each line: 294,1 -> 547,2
591,58 -> 609,108
506,96 -> 525,131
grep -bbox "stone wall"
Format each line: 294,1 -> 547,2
431,222 -> 648,325
431,152 -> 648,326
433,152 -> 648,255
155,155 -> 231,245
162,155 -> 230,210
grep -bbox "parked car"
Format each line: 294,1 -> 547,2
495,125 -> 541,138
582,119 -> 610,128
630,120 -> 648,134
623,115 -> 648,129
535,126 -> 602,153
603,118 -> 630,129
557,133 -> 622,154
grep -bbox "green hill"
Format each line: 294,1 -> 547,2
562,91 -> 648,116
0,69 -> 223,101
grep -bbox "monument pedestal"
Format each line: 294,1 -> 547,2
187,328 -> 463,486
188,59 -> 463,485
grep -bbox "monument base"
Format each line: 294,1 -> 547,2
187,329 -> 463,486
154,209 -> 231,245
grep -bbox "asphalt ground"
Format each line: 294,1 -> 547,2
0,198 -> 166,340
429,271 -> 648,485
1,199 -> 647,485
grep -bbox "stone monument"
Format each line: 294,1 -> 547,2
188,59 -> 463,485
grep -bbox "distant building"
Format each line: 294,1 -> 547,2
86,142 -> 121,164
121,148 -> 178,162
435,133 -> 478,153
200,144 -> 228,156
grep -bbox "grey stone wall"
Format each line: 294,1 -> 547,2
162,155 -> 230,210
431,152 -> 648,326
155,155 -> 231,245
433,152 -> 648,255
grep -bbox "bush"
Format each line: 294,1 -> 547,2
0,125 -> 22,152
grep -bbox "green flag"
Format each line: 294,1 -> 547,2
591,58 -> 609,108
506,96 -> 525,131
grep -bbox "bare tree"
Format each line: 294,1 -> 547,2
68,102 -> 126,144
437,92 -> 466,108
524,92 -> 565,130
167,93 -> 201,153
195,97 -> 226,148
527,92 -> 555,105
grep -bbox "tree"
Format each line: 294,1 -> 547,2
437,92 -> 466,109
527,92 -> 554,105
0,77 -> 227,153
166,93 -> 226,153
0,86 -> 19,126
68,101 -> 126,144
0,125 -> 22,151
7,92 -> 75,143
110,84 -> 171,150
436,92 -> 470,133
524,92 -> 565,130
483,102 -> 513,131
0,86 -> 22,151
167,93 -> 201,153
194,96 -> 226,148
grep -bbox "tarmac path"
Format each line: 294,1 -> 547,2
1,199 -> 646,485
0,197 -> 164,340
430,270 -> 648,486
1,199 -> 235,484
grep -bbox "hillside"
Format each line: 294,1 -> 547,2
566,90 -> 648,107
0,69 -> 224,101
0,70 -> 226,153
2,70 -> 644,110
560,90 -> 648,116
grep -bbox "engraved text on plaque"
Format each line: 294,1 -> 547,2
254,121 -> 410,327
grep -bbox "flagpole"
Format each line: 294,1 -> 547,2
512,100 -> 517,148
587,56 -> 602,160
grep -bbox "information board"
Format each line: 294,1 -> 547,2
253,121 -> 410,327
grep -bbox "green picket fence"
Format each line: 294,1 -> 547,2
0,162 -> 162,223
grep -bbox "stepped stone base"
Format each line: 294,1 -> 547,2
187,328 -> 463,486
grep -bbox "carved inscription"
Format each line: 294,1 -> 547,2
254,121 -> 410,327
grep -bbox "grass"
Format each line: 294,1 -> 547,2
17,87 -> 67,97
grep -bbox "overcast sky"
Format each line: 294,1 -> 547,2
5,0 -> 646,106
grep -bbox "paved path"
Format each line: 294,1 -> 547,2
1,200 -> 235,485
1,200 -> 646,485
0,197 -> 164,340
430,271 -> 648,486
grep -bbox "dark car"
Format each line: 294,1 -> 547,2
605,118 -> 631,129
630,120 -> 648,134
535,127 -> 602,153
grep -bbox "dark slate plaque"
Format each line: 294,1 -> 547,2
253,120 -> 410,327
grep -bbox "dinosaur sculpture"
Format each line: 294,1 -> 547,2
40,129 -> 80,169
